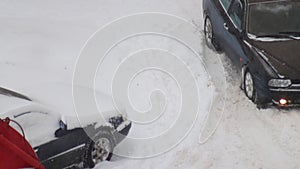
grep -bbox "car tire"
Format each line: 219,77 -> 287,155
83,133 -> 114,168
204,17 -> 221,52
243,69 -> 266,106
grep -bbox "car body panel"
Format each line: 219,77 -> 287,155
250,39 -> 300,79
204,0 -> 249,69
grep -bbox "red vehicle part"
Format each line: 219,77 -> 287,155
0,118 -> 45,169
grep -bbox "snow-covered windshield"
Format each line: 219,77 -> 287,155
248,1 -> 300,37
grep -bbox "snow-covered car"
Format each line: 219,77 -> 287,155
0,87 -> 131,169
203,0 -> 300,107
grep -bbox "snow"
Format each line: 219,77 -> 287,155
0,1 -> 300,169
0,94 -> 31,113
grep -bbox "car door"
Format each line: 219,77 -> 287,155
221,0 -> 248,69
204,0 -> 232,47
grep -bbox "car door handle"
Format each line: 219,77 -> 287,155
223,23 -> 229,30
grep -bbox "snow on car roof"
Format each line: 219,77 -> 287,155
0,85 -> 124,131
0,93 -> 32,116
3,84 -> 126,129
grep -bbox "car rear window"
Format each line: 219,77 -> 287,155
248,1 -> 300,37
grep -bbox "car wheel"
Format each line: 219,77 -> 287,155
244,70 -> 255,100
243,70 -> 270,109
243,69 -> 267,106
204,17 -> 221,51
83,134 -> 114,168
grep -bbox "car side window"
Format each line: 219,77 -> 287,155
228,0 -> 244,30
219,0 -> 232,10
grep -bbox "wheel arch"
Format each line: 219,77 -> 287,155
94,125 -> 117,147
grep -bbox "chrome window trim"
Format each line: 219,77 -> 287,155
46,144 -> 86,160
249,0 -> 288,5
270,88 -> 300,92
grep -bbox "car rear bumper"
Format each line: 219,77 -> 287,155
253,75 -> 300,106
256,86 -> 300,106
118,121 -> 131,136
269,89 -> 300,106
114,120 -> 131,144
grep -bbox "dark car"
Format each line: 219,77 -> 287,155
0,87 -> 131,169
203,0 -> 300,107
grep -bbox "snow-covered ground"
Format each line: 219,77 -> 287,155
1,1 -> 300,169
